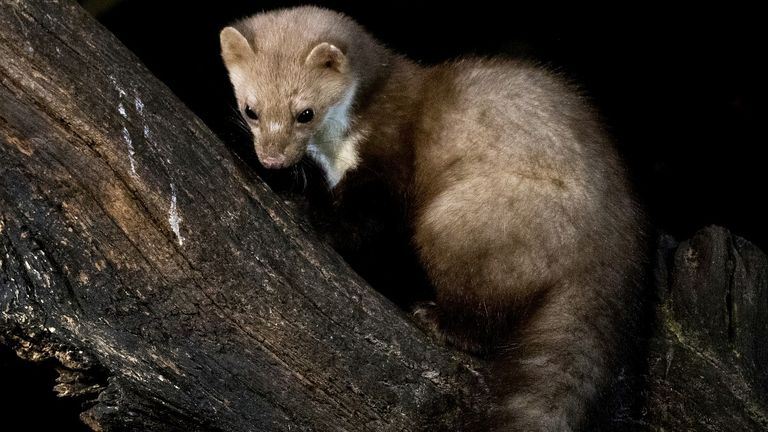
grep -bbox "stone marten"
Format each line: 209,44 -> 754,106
220,6 -> 647,430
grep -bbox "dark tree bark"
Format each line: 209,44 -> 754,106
2,1 -> 768,432
639,227 -> 768,431
0,1 -> 487,431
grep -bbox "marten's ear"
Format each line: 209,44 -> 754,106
220,27 -> 254,71
305,42 -> 347,73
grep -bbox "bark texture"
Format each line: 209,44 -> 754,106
639,227 -> 768,431
0,1 -> 486,430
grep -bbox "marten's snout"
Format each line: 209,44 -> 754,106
250,107 -> 315,169
260,155 -> 287,169
256,144 -> 291,169
255,132 -> 305,170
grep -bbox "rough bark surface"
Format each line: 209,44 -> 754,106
639,227 -> 768,431
1,1 -> 768,432
0,1 -> 487,431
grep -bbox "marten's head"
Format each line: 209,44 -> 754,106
220,7 -> 360,176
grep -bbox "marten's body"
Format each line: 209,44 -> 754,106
221,7 -> 646,430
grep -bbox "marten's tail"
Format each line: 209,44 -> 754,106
489,274 -> 641,431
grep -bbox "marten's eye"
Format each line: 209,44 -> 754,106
244,105 -> 259,121
296,108 -> 314,124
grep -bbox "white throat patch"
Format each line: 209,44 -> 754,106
307,83 -> 362,188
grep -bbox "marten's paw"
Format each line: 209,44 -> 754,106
411,302 -> 484,355
411,301 -> 442,336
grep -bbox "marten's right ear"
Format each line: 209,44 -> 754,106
305,42 -> 347,73
220,27 -> 253,71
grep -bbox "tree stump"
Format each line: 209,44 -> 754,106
640,227 -> 768,431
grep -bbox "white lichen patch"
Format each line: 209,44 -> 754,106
168,183 -> 184,246
23,259 -> 51,288
421,370 -> 440,380
112,75 -> 141,177
109,74 -> 127,98
121,126 -> 137,176
117,102 -> 127,118
134,96 -> 144,115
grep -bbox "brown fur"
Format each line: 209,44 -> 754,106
221,7 -> 647,431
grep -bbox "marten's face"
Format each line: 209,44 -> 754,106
220,27 -> 351,169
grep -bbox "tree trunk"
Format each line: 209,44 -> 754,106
2,1 -> 767,432
0,1 -> 486,431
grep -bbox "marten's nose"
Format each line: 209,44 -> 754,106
261,155 -> 287,169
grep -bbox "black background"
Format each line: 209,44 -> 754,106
90,0 -> 767,249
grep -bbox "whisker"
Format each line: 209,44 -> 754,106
225,105 -> 253,135
299,161 -> 308,192
226,115 -> 251,135
291,165 -> 298,187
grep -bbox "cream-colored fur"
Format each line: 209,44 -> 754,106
306,83 -> 360,187
221,7 -> 646,431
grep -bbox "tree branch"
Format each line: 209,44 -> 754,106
0,1 -> 486,430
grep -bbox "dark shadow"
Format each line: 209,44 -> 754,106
0,344 -> 91,431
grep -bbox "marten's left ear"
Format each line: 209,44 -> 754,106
305,42 -> 347,73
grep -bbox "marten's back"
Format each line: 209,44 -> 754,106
414,59 -> 642,271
